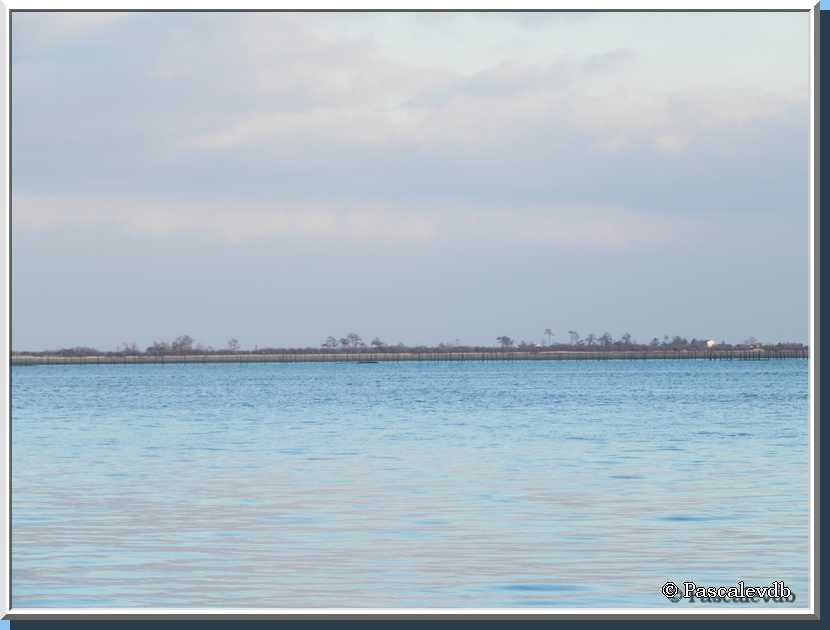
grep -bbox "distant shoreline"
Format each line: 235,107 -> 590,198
11,348 -> 808,366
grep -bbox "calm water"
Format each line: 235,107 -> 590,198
11,359 -> 810,608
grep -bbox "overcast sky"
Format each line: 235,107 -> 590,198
11,11 -> 810,350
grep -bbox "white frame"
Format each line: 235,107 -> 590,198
0,0 -> 819,619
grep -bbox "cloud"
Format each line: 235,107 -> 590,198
153,19 -> 802,163
175,65 -> 802,166
13,194 -> 702,249
10,12 -> 809,233
16,13 -> 790,167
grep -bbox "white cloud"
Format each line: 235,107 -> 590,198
151,16 -> 803,162
13,194 -> 703,249
11,12 -> 809,241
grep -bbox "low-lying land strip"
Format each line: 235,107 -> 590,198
12,348 -> 808,366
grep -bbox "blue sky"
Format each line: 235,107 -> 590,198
11,11 -> 810,350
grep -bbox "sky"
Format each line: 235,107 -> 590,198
11,11 -> 811,351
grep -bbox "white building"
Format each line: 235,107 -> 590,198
706,339 -> 718,349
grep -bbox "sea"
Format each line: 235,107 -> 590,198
10,359 -> 810,608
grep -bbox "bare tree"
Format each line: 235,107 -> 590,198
585,333 -> 596,346
370,337 -> 385,349
346,332 -> 365,348
496,336 -> 514,348
118,342 -> 139,355
171,335 -> 194,354
620,332 -> 632,346
322,336 -> 338,349
146,340 -> 170,355
599,332 -> 613,347
227,338 -> 240,352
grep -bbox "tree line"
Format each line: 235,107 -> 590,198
13,331 -> 808,357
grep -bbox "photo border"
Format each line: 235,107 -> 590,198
0,0 -> 820,620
